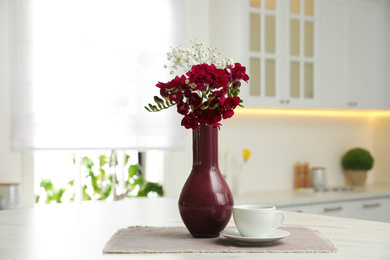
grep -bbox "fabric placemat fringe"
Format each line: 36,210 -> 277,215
103,225 -> 338,254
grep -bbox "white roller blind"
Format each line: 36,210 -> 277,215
10,0 -> 187,151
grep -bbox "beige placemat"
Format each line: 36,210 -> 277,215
103,226 -> 338,254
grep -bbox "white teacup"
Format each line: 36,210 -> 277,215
233,205 -> 285,238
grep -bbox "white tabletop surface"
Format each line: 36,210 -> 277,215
0,197 -> 390,260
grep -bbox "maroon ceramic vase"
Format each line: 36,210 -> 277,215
178,124 -> 234,238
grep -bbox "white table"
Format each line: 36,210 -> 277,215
0,197 -> 389,260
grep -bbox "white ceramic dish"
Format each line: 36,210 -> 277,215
220,229 -> 290,246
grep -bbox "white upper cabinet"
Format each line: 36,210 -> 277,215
243,0 -> 319,108
318,0 -> 384,109
240,0 -> 387,110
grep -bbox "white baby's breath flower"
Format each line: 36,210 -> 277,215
163,40 -> 235,73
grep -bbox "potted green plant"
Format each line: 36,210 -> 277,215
341,147 -> 374,186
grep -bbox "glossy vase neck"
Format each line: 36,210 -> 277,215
192,125 -> 219,169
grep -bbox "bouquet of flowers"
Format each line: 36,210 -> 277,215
145,40 -> 249,129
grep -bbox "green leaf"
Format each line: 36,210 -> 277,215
98,154 -> 107,166
70,153 -> 76,164
40,178 -> 54,191
128,164 -> 139,178
210,102 -> 220,110
83,185 -> 91,201
102,182 -> 112,199
89,171 -> 100,195
53,188 -> 66,203
137,182 -> 164,197
82,156 -> 94,168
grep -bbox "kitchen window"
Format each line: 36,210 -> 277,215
9,0 -> 186,203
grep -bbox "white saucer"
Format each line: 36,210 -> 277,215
220,229 -> 290,246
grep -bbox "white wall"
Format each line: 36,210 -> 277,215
185,0 -> 210,45
0,0 -> 22,184
373,117 -> 390,183
162,111 -> 385,198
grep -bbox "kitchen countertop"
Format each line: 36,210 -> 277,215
234,183 -> 390,207
0,197 -> 390,260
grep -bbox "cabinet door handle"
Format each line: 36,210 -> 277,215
324,206 -> 343,212
363,203 -> 380,208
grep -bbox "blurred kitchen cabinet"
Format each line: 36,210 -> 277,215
382,0 -> 390,109
317,0 -> 385,109
308,197 -> 390,221
311,202 -> 349,218
242,0 -> 387,110
348,197 -> 390,222
243,0 -> 320,108
279,204 -> 312,214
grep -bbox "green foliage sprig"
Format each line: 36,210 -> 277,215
36,152 -> 163,204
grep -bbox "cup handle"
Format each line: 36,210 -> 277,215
272,210 -> 285,230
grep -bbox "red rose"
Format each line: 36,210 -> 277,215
213,68 -> 230,87
193,107 -> 207,125
174,93 -> 183,103
213,85 -> 228,97
223,96 -> 241,110
195,107 -> 222,127
156,81 -> 169,90
208,113 -> 222,128
186,64 -> 214,89
184,89 -> 191,98
188,93 -> 202,108
209,98 -> 224,115
229,63 -> 249,82
181,113 -> 198,129
177,101 -> 189,115
223,109 -> 234,119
